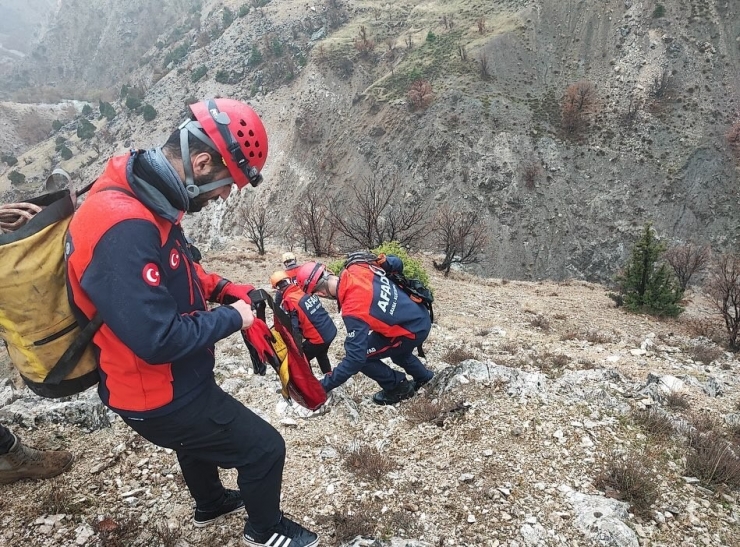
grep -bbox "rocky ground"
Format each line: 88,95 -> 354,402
1,242 -> 739,547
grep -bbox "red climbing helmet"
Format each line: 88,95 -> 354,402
295,262 -> 328,294
184,99 -> 268,193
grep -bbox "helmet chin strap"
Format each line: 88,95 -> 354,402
179,120 -> 234,198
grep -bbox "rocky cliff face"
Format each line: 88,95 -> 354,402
3,0 -> 740,283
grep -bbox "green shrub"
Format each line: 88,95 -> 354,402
223,7 -> 234,27
215,69 -> 231,84
142,104 -> 157,122
426,31 -> 437,43
271,38 -> 284,57
652,4 -> 665,18
238,4 -> 249,17
374,241 -> 430,287
327,241 -> 430,288
54,136 -> 66,151
8,171 -> 26,186
99,100 -> 116,121
248,45 -> 263,66
81,104 -> 93,116
126,97 -> 142,110
615,223 -> 683,316
60,145 -> 73,160
76,119 -> 96,140
163,43 -> 190,68
191,65 -> 208,83
1,153 -> 17,166
52,119 -> 63,132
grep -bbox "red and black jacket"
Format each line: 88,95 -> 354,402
65,153 -> 242,418
323,258 -> 429,390
275,284 -> 336,346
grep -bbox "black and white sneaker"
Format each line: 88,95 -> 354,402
243,514 -> 319,547
193,489 -> 245,527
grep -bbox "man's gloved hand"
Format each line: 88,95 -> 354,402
218,282 -> 256,305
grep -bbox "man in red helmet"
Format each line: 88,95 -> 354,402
295,256 -> 434,405
65,99 -> 318,547
271,270 -> 336,374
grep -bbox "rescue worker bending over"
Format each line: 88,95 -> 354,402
65,98 -> 318,547
271,270 -> 336,374
295,255 -> 434,405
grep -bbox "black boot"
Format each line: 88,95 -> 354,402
372,379 -> 415,405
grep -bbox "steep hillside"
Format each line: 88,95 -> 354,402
2,0 -> 740,283
0,246 -> 739,546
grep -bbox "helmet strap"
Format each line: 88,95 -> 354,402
179,120 -> 234,198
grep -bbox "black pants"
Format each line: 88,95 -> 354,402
0,423 -> 14,454
122,381 -> 285,532
303,341 -> 332,374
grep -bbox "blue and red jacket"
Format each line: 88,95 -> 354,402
324,256 -> 429,390
275,284 -> 336,346
65,153 -> 243,418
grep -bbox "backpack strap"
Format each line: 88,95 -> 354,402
43,315 -> 103,385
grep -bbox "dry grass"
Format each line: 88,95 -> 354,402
559,331 -> 579,341
663,391 -> 691,410
342,444 -> 397,482
404,397 -> 469,427
38,478 -> 87,515
441,346 -> 477,365
584,330 -> 614,344
96,516 -> 140,547
529,314 -> 551,331
499,341 -> 519,354
685,431 -> 740,489
594,454 -> 659,517
688,343 -> 725,365
153,522 -> 181,547
632,408 -> 675,439
331,505 -> 376,543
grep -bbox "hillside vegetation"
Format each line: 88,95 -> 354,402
1,0 -> 739,284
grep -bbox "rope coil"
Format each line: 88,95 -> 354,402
0,203 -> 43,233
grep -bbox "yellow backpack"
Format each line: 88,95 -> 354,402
0,188 -> 101,398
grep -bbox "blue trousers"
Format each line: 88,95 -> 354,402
361,326 -> 433,390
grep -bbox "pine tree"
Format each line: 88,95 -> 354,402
615,223 -> 683,316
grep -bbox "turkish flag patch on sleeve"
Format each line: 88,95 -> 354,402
143,263 -> 161,286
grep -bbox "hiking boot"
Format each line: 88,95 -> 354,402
243,514 -> 319,547
193,489 -> 245,527
0,435 -> 73,485
372,379 -> 415,405
412,372 -> 434,392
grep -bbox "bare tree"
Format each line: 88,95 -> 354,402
664,243 -> 711,291
407,79 -> 434,110
705,253 -> 740,349
292,189 -> 336,256
561,81 -> 597,136
479,53 -> 490,80
649,68 -> 673,100
329,174 -> 427,250
236,199 -> 276,256
431,205 -> 489,276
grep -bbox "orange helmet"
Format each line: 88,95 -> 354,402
295,262 -> 328,294
270,270 -> 291,289
180,98 -> 268,197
